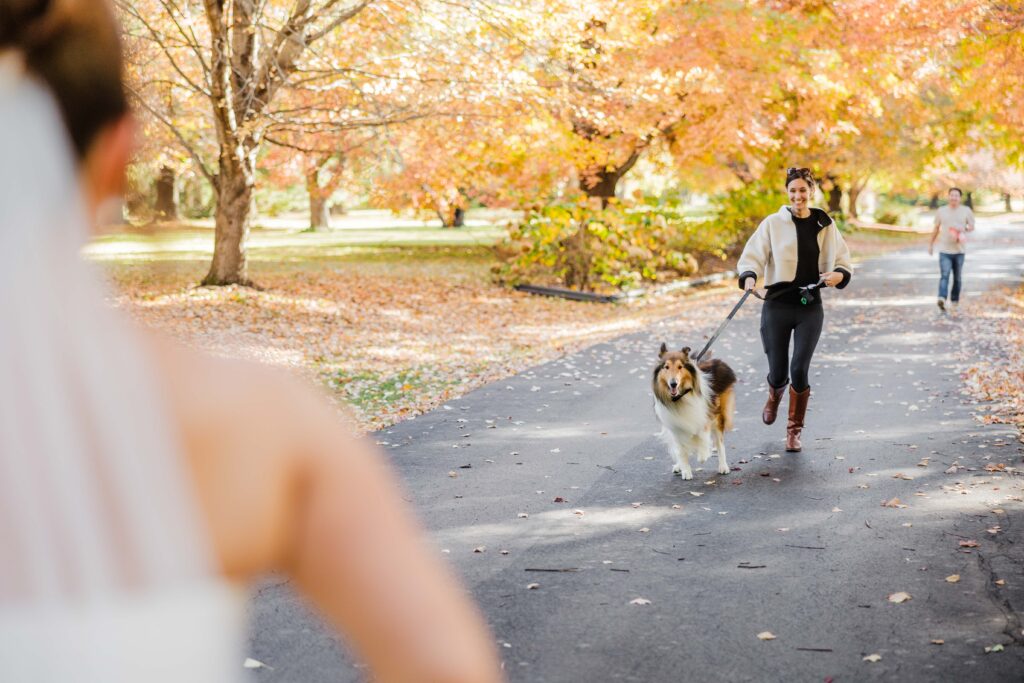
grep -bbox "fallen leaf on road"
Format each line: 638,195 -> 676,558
946,575 -> 961,583
526,583 -> 540,590
243,658 -> 271,670
893,473 -> 913,480
863,654 -> 882,663
995,579 -> 1006,586
888,592 -> 912,604
671,504 -> 682,510
517,513 -> 529,519
987,526 -> 1001,534
882,497 -> 908,508
574,509 -> 585,516
553,497 -> 565,503
931,639 -> 944,645
630,598 -> 651,606
756,631 -> 776,640
689,492 -> 704,497
638,527 -> 650,533
448,471 -> 458,478
985,644 -> 1005,653
959,540 -> 980,548
473,546 -> 486,553
945,464 -> 959,474
831,507 -> 843,512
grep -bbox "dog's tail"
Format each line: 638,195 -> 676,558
718,386 -> 736,433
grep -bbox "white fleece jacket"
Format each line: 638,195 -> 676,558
736,206 -> 853,287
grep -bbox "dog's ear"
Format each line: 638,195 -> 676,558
659,342 -> 667,358
680,346 -> 691,357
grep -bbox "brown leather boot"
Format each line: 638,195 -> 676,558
786,386 -> 811,452
762,378 -> 787,425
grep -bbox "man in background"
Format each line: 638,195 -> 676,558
928,187 -> 975,313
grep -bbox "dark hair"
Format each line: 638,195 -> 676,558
0,0 -> 128,159
948,187 -> 963,197
786,166 -> 816,189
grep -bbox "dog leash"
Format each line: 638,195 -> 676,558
693,278 -> 826,363
692,289 -> 752,363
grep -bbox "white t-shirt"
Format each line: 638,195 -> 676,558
935,204 -> 975,254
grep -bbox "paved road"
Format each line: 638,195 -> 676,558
248,215 -> 1024,681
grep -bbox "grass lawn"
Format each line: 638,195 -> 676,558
94,217 -> 925,432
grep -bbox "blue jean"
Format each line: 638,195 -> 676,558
938,252 -> 965,302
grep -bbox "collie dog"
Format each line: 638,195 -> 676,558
652,343 -> 737,479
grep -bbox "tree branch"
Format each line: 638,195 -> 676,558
127,83 -> 218,189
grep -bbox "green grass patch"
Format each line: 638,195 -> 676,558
322,364 -> 488,418
85,223 -> 505,263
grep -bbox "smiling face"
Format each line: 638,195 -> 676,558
787,177 -> 813,213
948,188 -> 962,209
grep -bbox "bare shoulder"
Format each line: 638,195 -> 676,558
144,333 -> 350,577
150,335 -> 330,433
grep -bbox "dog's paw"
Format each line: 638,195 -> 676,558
680,470 -> 694,481
671,464 -> 682,475
717,464 -> 731,475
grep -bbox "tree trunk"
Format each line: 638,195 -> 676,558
580,168 -> 621,208
310,195 -> 331,229
1003,193 -> 1013,212
202,161 -> 255,287
307,166 -> 332,230
847,186 -> 861,219
929,193 -> 940,209
827,179 -> 842,214
965,192 -> 974,209
154,166 -> 178,220
437,205 -> 465,228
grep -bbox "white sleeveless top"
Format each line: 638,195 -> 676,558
0,579 -> 246,682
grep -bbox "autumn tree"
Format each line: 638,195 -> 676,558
119,0 -> 389,284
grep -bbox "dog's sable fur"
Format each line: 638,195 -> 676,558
652,343 -> 737,479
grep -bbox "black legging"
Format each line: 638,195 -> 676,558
760,300 -> 824,392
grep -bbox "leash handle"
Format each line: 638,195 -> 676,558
693,289 -> 752,362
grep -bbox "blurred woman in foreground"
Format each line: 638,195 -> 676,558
0,1 -> 502,681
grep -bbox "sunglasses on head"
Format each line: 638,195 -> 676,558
787,167 -> 811,175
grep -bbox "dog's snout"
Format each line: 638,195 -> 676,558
668,380 -> 678,389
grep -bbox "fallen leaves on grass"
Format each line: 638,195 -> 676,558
105,250 -> 738,432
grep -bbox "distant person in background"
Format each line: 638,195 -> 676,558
928,187 -> 975,314
0,1 -> 501,681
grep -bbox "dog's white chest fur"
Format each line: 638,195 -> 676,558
653,393 -> 710,434
653,370 -> 731,480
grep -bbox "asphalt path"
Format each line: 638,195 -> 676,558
248,214 -> 1024,682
